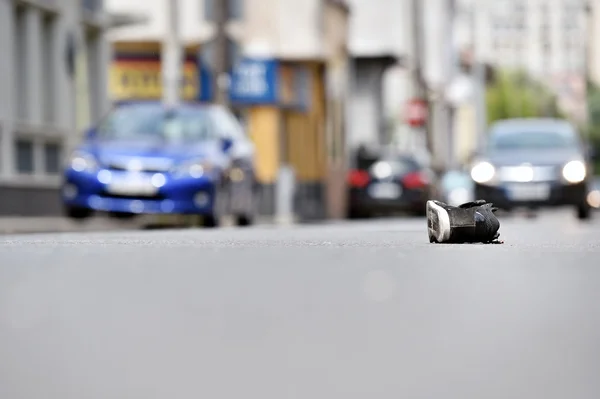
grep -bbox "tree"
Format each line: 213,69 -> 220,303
486,69 -> 564,124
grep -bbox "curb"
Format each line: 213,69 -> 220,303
0,214 -> 295,235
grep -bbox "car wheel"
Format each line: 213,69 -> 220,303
234,184 -> 258,227
65,206 -> 92,221
577,202 -> 592,220
348,209 -> 370,219
109,211 -> 136,220
235,214 -> 254,226
202,185 -> 228,228
202,214 -> 219,228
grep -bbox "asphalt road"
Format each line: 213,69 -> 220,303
1,210 -> 600,399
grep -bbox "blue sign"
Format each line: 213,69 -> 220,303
229,58 -> 279,104
197,60 -> 213,102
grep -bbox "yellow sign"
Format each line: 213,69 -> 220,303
109,60 -> 199,101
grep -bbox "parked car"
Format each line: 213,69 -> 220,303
347,149 -> 432,218
470,118 -> 595,220
61,101 -> 257,227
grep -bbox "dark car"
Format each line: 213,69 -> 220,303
347,149 -> 432,218
61,101 -> 257,227
470,118 -> 594,219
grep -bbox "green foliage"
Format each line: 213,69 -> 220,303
486,69 -> 564,125
585,81 -> 600,173
587,81 -> 600,139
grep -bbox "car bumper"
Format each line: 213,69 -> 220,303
349,187 -> 430,213
474,181 -> 587,209
62,169 -> 219,215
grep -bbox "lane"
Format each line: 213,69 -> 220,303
0,211 -> 599,398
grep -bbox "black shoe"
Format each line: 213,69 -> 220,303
427,199 -> 501,244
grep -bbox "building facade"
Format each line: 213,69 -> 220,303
0,0 -> 110,215
345,0 -> 408,152
457,0 -> 588,77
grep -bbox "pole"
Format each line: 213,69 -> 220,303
213,0 -> 231,106
410,0 -> 431,154
471,0 -> 487,149
447,0 -> 457,169
162,0 -> 182,107
584,0 -> 593,135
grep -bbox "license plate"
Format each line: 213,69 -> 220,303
368,183 -> 402,199
506,183 -> 550,201
107,174 -> 158,196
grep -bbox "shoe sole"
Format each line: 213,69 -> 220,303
427,200 -> 451,243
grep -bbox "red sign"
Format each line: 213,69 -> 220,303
405,99 -> 428,127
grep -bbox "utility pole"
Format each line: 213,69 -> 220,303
213,0 -> 231,106
470,0 -> 487,149
584,0 -> 594,135
410,0 -> 432,154
162,0 -> 182,107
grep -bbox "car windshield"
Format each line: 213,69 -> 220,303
488,130 -> 578,151
97,104 -> 217,143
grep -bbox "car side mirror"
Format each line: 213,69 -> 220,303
221,137 -> 234,153
85,127 -> 97,140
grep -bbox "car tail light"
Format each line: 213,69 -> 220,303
402,171 -> 428,189
348,169 -> 370,188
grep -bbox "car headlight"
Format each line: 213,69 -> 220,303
68,151 -> 98,172
470,161 -> 495,183
173,158 -> 213,178
562,160 -> 586,183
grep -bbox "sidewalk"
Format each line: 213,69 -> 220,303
0,217 -> 142,235
0,214 -> 297,235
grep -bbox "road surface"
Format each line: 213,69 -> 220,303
0,210 -> 599,399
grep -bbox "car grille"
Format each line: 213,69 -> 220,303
498,165 -> 558,182
106,163 -> 171,173
99,191 -> 167,201
102,158 -> 173,173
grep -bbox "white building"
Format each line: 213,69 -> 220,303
456,0 -> 588,78
0,0 -> 111,216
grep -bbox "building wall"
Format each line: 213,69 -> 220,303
346,0 -> 406,59
0,0 -> 110,216
588,0 -> 600,86
105,0 -> 214,45
465,0 -> 587,78
105,0 -> 325,60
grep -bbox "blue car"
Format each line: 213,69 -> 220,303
61,101 -> 257,227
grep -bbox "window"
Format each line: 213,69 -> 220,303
204,0 -> 243,21
204,0 -> 214,20
42,13 -> 56,124
16,139 -> 34,174
98,104 -> 219,143
14,5 -> 26,121
44,142 -> 61,174
81,0 -> 99,12
229,0 -> 243,20
489,130 -> 578,151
